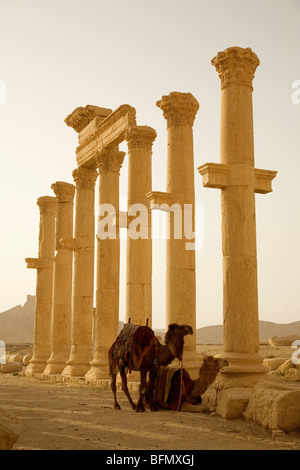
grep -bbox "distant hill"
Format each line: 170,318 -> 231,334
0,296 -> 35,343
1,296 -> 300,345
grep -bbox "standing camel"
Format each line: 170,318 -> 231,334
147,355 -> 229,411
108,322 -> 193,412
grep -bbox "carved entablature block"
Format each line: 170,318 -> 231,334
65,105 -> 112,133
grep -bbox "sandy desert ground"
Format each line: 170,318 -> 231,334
1,344 -> 299,451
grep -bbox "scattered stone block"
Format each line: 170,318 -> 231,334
244,379 -> 300,432
8,354 -> 23,363
216,388 -> 253,419
0,363 -> 23,374
278,359 -> 295,373
263,358 -> 287,372
23,354 -> 32,366
269,335 -> 300,347
284,369 -> 300,382
0,408 -> 21,450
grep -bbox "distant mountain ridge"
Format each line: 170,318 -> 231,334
1,297 -> 299,344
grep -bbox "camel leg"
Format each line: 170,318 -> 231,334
148,368 -> 159,412
111,371 -> 121,410
136,368 -> 147,412
119,367 -> 136,410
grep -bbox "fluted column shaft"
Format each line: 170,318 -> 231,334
25,196 -> 57,375
125,126 -> 157,326
157,92 -> 199,353
199,47 -> 277,388
62,166 -> 98,377
44,182 -> 75,375
85,148 -> 125,381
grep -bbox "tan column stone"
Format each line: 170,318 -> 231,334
125,126 -> 157,327
62,166 -> 98,377
156,92 -> 199,363
25,196 -> 57,375
43,182 -> 75,376
198,47 -> 277,388
85,148 -> 125,382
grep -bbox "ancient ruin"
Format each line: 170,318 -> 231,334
23,47 -> 300,431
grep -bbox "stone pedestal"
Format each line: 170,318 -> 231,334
85,148 -> 125,382
62,167 -> 98,377
25,196 -> 57,375
198,47 -> 277,389
125,126 -> 157,326
43,182 -> 75,376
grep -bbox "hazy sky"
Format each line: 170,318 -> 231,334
0,0 -> 299,329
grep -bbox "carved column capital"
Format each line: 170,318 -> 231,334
37,196 -> 57,216
212,47 -> 260,90
95,148 -> 125,174
72,166 -> 98,190
156,92 -> 199,127
51,182 -> 75,203
125,126 -> 157,151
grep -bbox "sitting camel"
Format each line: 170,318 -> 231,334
146,355 -> 229,411
108,322 -> 193,412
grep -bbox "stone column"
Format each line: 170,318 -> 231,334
25,196 -> 57,375
43,182 -> 75,376
198,47 -> 277,388
125,126 -> 157,326
85,147 -> 125,382
156,92 -> 199,356
62,166 -> 98,377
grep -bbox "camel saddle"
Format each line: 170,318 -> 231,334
109,323 -> 159,374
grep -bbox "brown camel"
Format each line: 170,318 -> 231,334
147,355 -> 228,411
108,322 -> 193,412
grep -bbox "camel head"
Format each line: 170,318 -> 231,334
164,323 -> 193,361
189,355 -> 229,404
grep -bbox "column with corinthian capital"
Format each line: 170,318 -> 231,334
62,166 -> 98,377
152,93 -> 199,374
85,148 -> 125,381
43,182 -> 75,376
198,47 -> 277,388
125,126 -> 157,327
25,196 -> 57,375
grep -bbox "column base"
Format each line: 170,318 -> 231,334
218,351 -> 268,389
43,352 -> 69,376
26,361 -> 47,375
62,345 -> 92,377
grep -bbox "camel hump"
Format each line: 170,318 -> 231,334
109,323 -> 157,374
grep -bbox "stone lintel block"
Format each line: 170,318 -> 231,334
76,104 -> 137,167
216,388 -> 253,419
198,163 -> 277,194
65,105 -> 112,133
25,257 -> 52,270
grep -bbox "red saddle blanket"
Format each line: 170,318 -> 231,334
109,323 -> 159,374
154,366 -> 194,411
